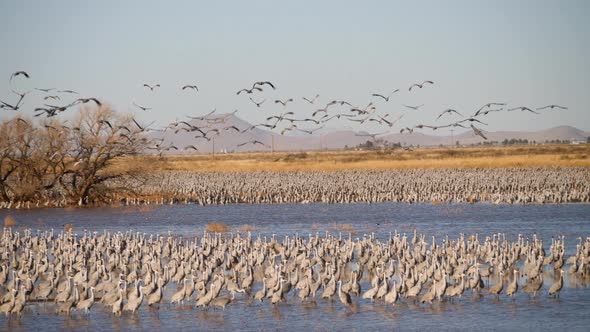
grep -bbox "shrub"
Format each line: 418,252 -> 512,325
3,215 -> 16,227
206,222 -> 229,233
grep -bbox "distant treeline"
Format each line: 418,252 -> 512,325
346,140 -> 403,150
347,137 -> 584,150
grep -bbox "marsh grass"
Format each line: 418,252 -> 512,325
331,223 -> 358,235
206,222 -> 229,233
109,144 -> 590,173
3,216 -> 16,227
239,224 -> 254,232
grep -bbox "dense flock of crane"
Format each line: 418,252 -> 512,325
108,167 -> 590,208
0,226 -> 588,319
3,167 -> 588,209
1,71 -> 568,154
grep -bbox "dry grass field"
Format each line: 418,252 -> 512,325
109,144 -> 590,173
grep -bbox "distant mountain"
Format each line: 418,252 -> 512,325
150,114 -> 589,153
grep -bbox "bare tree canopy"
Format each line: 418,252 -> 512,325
0,105 -> 149,206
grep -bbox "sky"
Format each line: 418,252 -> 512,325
0,0 -> 589,135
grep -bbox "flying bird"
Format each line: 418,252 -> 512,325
302,94 -> 320,104
350,102 -> 376,115
274,98 -> 294,107
184,145 -> 199,151
182,85 -> 199,91
58,89 -> 78,94
473,108 -> 503,117
399,127 -> 414,134
75,98 -> 102,106
403,104 -> 424,110
477,102 -> 506,112
413,124 -> 436,130
536,104 -> 567,110
132,102 -> 151,111
98,120 -> 113,129
458,117 -> 488,125
237,140 -> 269,148
281,125 -> 297,135
507,106 -> 539,114
327,100 -> 353,107
296,126 -> 324,135
321,113 -> 355,123
143,84 -> 160,91
379,113 -> 404,127
44,95 -> 60,101
409,80 -> 434,91
436,109 -> 463,120
253,81 -> 276,90
372,89 -> 399,102
132,118 -> 146,131
0,91 -> 27,111
355,132 -> 387,139
35,88 -> 55,93
237,86 -> 263,95
471,124 -> 487,140
223,125 -> 241,132
249,97 -> 266,108
10,71 -> 29,82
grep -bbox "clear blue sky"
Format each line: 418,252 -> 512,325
1,0 -> 589,133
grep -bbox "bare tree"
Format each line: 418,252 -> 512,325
0,105 -> 149,206
58,105 -> 148,204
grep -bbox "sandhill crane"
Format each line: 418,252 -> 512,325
0,289 -> 16,318
237,86 -> 263,95
436,109 -> 463,120
302,94 -> 320,104
537,104 -> 567,110
409,80 -> 434,91
132,102 -> 151,111
237,140 -> 269,148
548,269 -> 564,298
372,89 -> 399,102
337,280 -> 352,306
76,287 -> 95,314
488,274 -> 504,298
274,98 -> 294,107
403,104 -> 424,110
296,126 -> 324,135
249,97 -> 266,108
123,284 -> 143,313
210,294 -> 232,310
10,71 -> 29,82
507,106 -> 539,114
182,84 -> 199,91
477,102 -> 506,112
143,84 -> 160,91
505,270 -> 519,298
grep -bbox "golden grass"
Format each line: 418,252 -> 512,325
109,144 -> 590,173
330,223 -> 358,235
3,215 -> 16,227
206,222 -> 229,233
239,224 -> 254,232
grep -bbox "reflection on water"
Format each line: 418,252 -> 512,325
1,203 -> 590,331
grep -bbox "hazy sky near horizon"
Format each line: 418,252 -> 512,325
1,0 -> 589,134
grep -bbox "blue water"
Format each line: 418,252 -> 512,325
1,203 -> 589,331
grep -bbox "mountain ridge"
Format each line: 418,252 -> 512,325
150,114 -> 589,153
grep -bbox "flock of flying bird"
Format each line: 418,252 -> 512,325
1,70 -> 569,153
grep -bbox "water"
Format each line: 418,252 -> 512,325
1,203 -> 590,331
